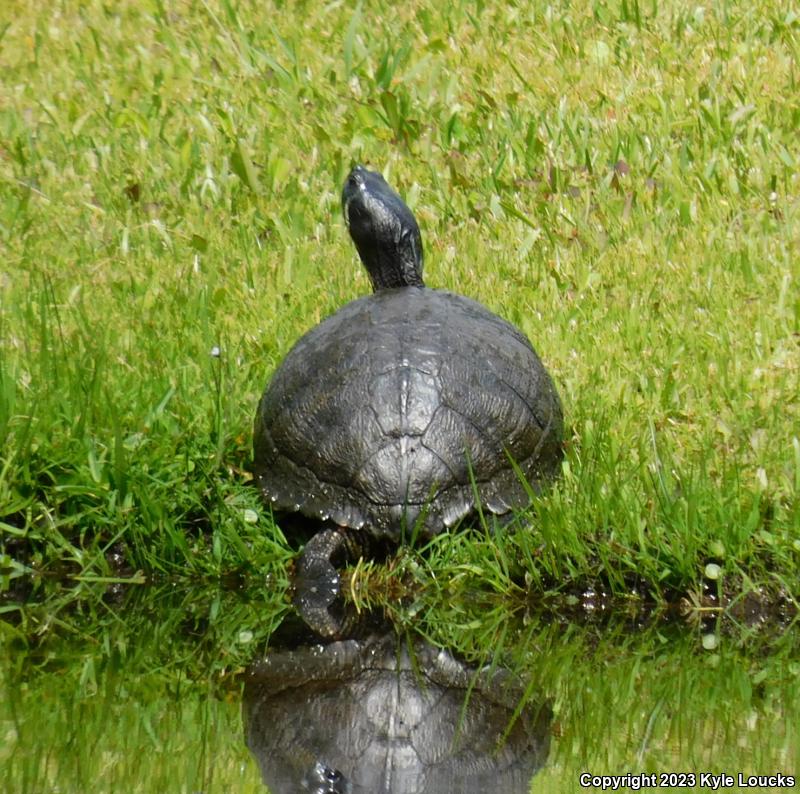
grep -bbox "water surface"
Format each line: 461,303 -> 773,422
1,583 -> 797,793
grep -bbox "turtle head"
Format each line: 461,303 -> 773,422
342,165 -> 424,291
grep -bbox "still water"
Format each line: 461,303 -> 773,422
1,582 -> 797,793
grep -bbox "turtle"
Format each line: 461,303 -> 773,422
254,165 -> 563,573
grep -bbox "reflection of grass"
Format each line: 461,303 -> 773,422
408,604 -> 800,792
2,664 -> 264,793
2,587 -> 797,792
1,2 -> 798,606
534,624 -> 799,792
2,584 -> 287,792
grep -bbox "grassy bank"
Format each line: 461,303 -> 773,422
1,0 -> 798,608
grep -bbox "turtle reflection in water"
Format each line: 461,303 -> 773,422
243,628 -> 552,794
254,166 -> 563,577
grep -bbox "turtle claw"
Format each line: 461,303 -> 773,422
295,530 -> 344,592
292,530 -> 343,634
293,528 -> 373,637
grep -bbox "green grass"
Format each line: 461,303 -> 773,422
1,0 -> 799,608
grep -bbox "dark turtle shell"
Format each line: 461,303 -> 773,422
253,285 -> 563,540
